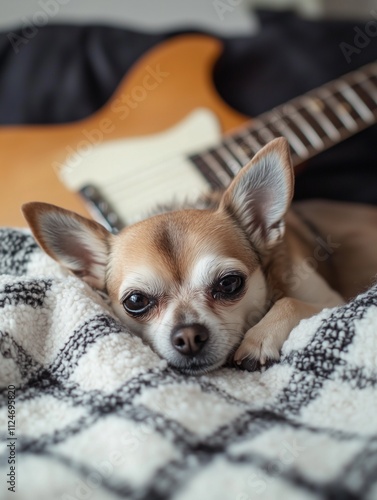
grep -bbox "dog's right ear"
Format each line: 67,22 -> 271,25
219,137 -> 294,251
22,202 -> 112,289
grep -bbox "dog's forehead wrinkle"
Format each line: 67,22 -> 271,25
153,219 -> 181,264
118,212 -> 197,283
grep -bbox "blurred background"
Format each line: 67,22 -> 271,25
0,0 -> 377,227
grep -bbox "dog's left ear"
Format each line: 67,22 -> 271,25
22,202 -> 112,289
219,137 -> 294,250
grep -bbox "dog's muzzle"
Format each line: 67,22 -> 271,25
164,322 -> 231,374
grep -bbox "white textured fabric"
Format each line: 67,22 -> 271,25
0,228 -> 377,500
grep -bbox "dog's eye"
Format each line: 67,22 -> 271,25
123,293 -> 153,316
212,275 -> 244,299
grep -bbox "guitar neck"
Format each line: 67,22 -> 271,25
190,61 -> 377,188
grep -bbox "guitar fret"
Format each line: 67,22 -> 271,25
254,120 -> 277,143
317,88 -> 358,132
189,153 -> 230,188
368,76 -> 377,103
356,72 -> 377,105
270,114 -> 310,158
352,81 -> 377,111
301,97 -> 341,142
370,74 -> 377,85
343,69 -> 377,107
232,136 -> 254,157
216,145 -> 242,175
208,148 -> 239,178
335,89 -> 367,122
299,107 -> 329,140
318,99 -> 348,132
284,105 -> 324,149
336,81 -> 375,123
223,137 -> 251,166
237,128 -> 263,154
202,152 -> 231,186
190,62 -> 377,188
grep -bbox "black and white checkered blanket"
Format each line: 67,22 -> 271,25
1,228 -> 377,500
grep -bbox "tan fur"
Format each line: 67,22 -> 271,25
21,138 -> 377,373
107,209 -> 259,301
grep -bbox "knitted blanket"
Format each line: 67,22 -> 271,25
0,228 -> 377,500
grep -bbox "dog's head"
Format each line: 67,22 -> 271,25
23,138 -> 293,374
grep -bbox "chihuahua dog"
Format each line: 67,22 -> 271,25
22,138 -> 377,374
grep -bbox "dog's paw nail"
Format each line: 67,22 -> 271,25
233,350 -> 244,364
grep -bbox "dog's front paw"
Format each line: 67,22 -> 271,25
233,327 -> 281,371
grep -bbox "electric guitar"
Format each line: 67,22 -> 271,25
1,34 -> 377,229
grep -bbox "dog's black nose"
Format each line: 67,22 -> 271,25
171,323 -> 209,356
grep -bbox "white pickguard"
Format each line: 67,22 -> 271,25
59,108 -> 221,224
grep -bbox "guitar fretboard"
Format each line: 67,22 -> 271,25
190,62 -> 377,188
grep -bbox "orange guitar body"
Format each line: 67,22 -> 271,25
0,35 -> 249,227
